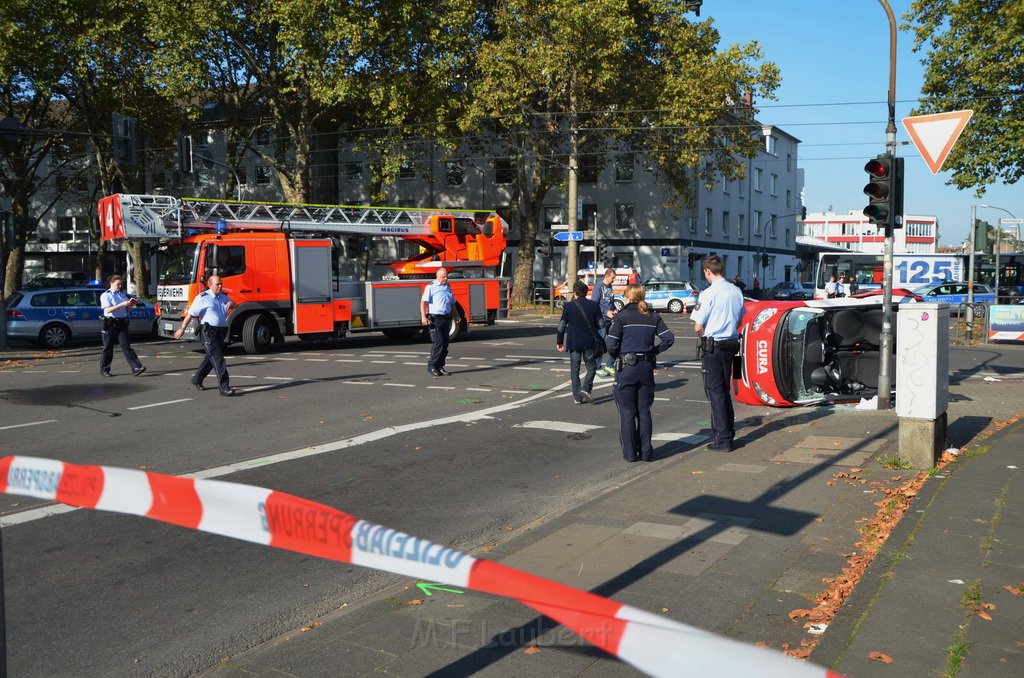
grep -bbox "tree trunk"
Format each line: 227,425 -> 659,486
3,248 -> 25,297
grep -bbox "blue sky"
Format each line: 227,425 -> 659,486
708,0 -> 1020,246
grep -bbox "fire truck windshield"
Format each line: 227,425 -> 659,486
159,243 -> 199,284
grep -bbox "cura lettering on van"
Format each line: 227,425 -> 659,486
756,339 -> 769,375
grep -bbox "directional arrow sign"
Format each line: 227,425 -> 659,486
553,231 -> 583,242
416,582 -> 464,597
902,110 -> 973,175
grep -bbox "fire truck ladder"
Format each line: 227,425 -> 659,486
101,194 -> 497,240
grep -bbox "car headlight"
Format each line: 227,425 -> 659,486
750,307 -> 779,333
753,381 -> 778,405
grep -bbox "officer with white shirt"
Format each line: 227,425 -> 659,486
99,274 -> 145,377
420,267 -> 456,377
690,255 -> 745,451
174,276 -> 237,396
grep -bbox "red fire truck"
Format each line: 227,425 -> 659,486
98,194 -> 510,353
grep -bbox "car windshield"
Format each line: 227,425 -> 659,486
159,243 -> 199,284
775,308 -> 825,403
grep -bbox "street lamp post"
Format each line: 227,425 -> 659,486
980,204 -> 1018,303
759,211 -> 804,281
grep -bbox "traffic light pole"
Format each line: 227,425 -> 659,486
876,0 -> 898,410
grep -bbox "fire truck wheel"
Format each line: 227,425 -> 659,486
242,313 -> 274,354
448,308 -> 464,342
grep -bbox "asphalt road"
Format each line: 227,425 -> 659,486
2,314 -> 1021,677
0,313 -> 709,677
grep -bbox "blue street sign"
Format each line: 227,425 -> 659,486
553,231 -> 583,242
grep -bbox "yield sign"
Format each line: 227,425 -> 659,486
902,110 -> 973,175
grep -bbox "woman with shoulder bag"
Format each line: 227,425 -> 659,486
556,280 -> 604,404
605,284 -> 675,462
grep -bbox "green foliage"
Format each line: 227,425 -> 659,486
904,0 -> 1024,193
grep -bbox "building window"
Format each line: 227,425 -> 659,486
738,176 -> 746,198
344,162 -> 363,181
738,213 -> 745,240
236,166 -> 248,185
57,216 -> 91,243
255,127 -> 272,147
579,156 -> 601,183
256,166 -> 272,185
495,158 -> 514,185
688,216 -> 697,233
398,160 -> 415,180
786,189 -> 792,208
770,173 -> 778,196
721,176 -> 729,193
614,153 -> 635,182
785,228 -> 792,246
445,161 -> 465,186
722,211 -> 730,238
753,210 -> 762,237
768,214 -> 777,237
765,135 -> 777,156
753,168 -> 762,192
787,153 -> 794,171
704,208 -> 713,235
615,203 -> 636,232
543,206 -> 563,231
152,170 -> 166,191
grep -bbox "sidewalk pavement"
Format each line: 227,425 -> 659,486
205,377 -> 1023,678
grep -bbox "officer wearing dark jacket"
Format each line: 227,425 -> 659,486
556,280 -> 603,404
606,284 -> 675,462
690,255 -> 745,451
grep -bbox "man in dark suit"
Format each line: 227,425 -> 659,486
557,280 -> 604,404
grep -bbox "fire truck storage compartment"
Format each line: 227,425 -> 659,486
289,240 -> 333,334
369,282 -> 430,328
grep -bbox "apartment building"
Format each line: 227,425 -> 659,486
803,210 -> 939,255
20,121 -> 813,290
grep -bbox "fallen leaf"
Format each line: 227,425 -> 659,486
408,599 -> 425,606
691,470 -> 704,475
851,467 -> 863,472
754,641 -> 770,648
869,651 -> 893,663
826,481 -> 836,486
300,621 -> 322,632
524,646 -> 541,655
977,611 -> 993,621
1003,584 -> 1024,596
815,517 -> 824,522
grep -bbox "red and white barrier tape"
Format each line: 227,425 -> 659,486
0,456 -> 840,677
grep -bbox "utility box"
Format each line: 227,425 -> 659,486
896,302 -> 949,468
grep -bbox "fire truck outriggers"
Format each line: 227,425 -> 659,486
97,194 -> 510,353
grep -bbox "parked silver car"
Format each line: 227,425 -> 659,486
5,286 -> 157,348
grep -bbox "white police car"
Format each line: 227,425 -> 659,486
612,281 -> 700,313
5,286 -> 158,348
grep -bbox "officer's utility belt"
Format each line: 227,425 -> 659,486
622,352 -> 655,366
699,337 -> 740,354
427,313 -> 450,320
102,317 -> 128,329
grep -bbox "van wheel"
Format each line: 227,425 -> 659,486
242,313 -> 274,353
39,323 -> 71,349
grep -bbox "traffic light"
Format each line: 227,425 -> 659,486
863,153 -> 893,227
176,133 -> 193,174
112,114 -> 136,167
974,219 -> 991,252
863,153 -> 905,230
536,235 -> 551,257
596,242 -> 608,263
684,1 -> 702,15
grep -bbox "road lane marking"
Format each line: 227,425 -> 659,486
127,399 -> 193,410
0,419 -> 58,431
515,420 -> 604,433
384,383 -> 416,388
2,381 -> 571,526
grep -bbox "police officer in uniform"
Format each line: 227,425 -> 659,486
174,275 -> 238,396
690,255 -> 745,451
420,267 -> 455,377
606,284 -> 675,462
99,274 -> 146,377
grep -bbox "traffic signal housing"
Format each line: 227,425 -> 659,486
974,219 -> 991,252
596,242 -> 608,263
176,133 -> 193,174
112,114 -> 136,167
536,234 -> 551,257
863,154 -> 904,229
